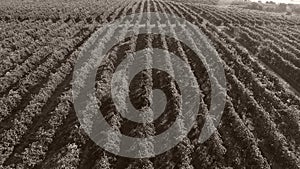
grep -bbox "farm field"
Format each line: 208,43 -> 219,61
0,0 -> 300,168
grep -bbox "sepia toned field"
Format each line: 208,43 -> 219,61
0,0 -> 299,168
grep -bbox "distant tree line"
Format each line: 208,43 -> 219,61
245,1 -> 300,15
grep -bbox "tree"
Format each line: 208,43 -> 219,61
277,3 -> 287,12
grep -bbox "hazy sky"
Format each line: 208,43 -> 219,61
251,0 -> 300,4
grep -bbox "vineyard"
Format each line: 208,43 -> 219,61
0,0 -> 300,168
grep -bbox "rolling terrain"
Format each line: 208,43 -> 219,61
0,0 -> 299,168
